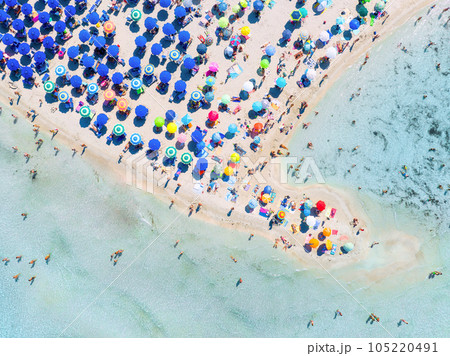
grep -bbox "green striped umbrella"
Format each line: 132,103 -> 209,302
43,80 -> 55,93
131,9 -> 142,21
165,146 -> 177,158
113,124 -> 125,136
79,105 -> 91,117
180,152 -> 192,164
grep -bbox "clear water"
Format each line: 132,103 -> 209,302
1,9 -> 449,338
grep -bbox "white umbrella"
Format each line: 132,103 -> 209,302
326,47 -> 337,59
306,216 -> 316,227
317,0 -> 327,12
319,31 -> 330,42
243,81 -> 254,92
306,69 -> 316,81
261,99 -> 270,109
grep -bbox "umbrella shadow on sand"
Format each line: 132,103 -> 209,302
268,86 -> 282,98
133,116 -> 146,127
157,10 -> 169,22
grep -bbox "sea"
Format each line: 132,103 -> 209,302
0,8 -> 448,337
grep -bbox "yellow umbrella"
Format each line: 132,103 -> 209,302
325,240 -> 333,250
167,122 -> 177,134
117,98 -> 128,111
261,194 -> 271,204
241,26 -> 250,36
103,21 -> 115,34
224,166 -> 233,176
230,152 -> 240,163
323,227 -> 331,237
309,238 -> 319,248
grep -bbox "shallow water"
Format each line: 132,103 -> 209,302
1,8 -> 449,338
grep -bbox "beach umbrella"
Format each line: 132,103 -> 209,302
7,59 -> 19,72
240,0 -> 248,8
221,95 -> 231,105
230,153 -> 240,163
68,46 -> 79,59
180,152 -> 193,164
304,200 -> 313,209
248,199 -> 258,209
131,78 -> 143,90
12,19 -> 24,31
343,243 -> 354,252
218,2 -> 228,11
196,141 -> 205,151
135,35 -> 147,47
18,43 -> 31,56
205,92 -> 215,102
316,200 -> 326,211
117,98 -> 129,111
64,5 -> 76,18
319,31 -> 330,42
82,55 -> 94,68
191,91 -> 202,102
169,49 -> 181,61
145,17 -> 158,30
316,0 -> 327,12
148,139 -> 161,150
43,80 -> 56,93
165,146 -> 177,158
306,216 -> 316,227
218,17 -> 229,28
241,26 -> 251,36
103,21 -> 116,34
129,56 -> 141,68
135,105 -> 148,117
22,4 -> 33,16
336,17 -> 345,25
228,123 -> 238,134
299,29 -> 309,41
5,0 -> 16,5
178,30 -> 190,43
159,71 -> 171,83
303,43 -> 312,52
54,21 -> 66,33
277,211 -> 286,220
303,209 -> 311,216
34,51 -> 46,64
349,19 -> 360,30
111,73 -> 123,85
282,29 -> 292,40
261,194 -> 270,204
79,106 -> 91,117
151,43 -> 163,55
130,133 -> 142,145
43,37 -> 55,49
323,227 -> 331,237
94,36 -> 106,48
254,0 -> 264,11
96,113 -> 108,127
181,114 -> 192,125
28,28 -> 40,40
183,0 -> 193,7
253,123 -> 263,132
47,0 -> 60,9
300,8 -> 308,18
183,57 -> 195,70
113,124 -> 125,136
290,10 -> 301,21
174,80 -> 186,92
167,122 -> 177,134
97,64 -> 109,77
260,59 -> 270,69
205,76 -> 216,86
276,77 -> 287,88
230,35 -> 241,47
309,238 -> 319,249
265,45 -> 276,56
87,83 -> 99,94
58,91 -> 70,102
160,0 -> 171,7
166,110 -> 177,121
70,75 -> 82,88
208,111 -> 219,121
88,12 -> 99,25
357,6 -> 369,17
243,81 -> 253,92
154,116 -> 165,127
174,6 -> 187,18
39,12 -> 50,24
79,30 -> 90,43
224,166 -> 234,176
177,133 -> 188,144
107,45 -> 119,57
21,67 -> 33,79
54,65 -> 66,77
326,47 -> 338,59
325,240 -> 333,250
196,157 -> 208,172
306,69 -> 316,81
2,34 -> 14,46
103,89 -> 116,101
197,44 -> 207,55
232,4 -> 241,13
163,23 -> 176,36
209,62 -> 219,72
252,101 -> 263,112
144,64 -> 155,75
253,136 -> 261,144
375,2 -> 386,12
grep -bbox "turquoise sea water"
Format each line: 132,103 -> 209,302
1,9 -> 449,338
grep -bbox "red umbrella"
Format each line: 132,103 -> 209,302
316,200 -> 326,211
208,110 -> 219,121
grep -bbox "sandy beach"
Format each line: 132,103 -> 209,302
0,0 -> 437,274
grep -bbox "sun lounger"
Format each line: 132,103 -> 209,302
330,244 -> 337,255
75,101 -> 84,112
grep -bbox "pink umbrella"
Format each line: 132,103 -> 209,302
339,235 -> 349,241
209,62 -> 219,72
177,133 -> 187,143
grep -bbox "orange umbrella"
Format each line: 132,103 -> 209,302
253,122 -> 263,132
117,98 -> 128,111
103,89 -> 116,101
309,238 -> 319,248
323,227 -> 331,237
103,21 -> 116,34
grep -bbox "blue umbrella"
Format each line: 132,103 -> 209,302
254,0 -> 264,11
131,78 -> 142,90
22,4 -> 33,16
34,51 -> 46,63
96,113 -> 108,126
196,158 -> 208,171
7,59 -> 20,71
219,2 -> 228,11
28,28 -> 40,40
350,19 -> 360,30
135,36 -> 147,47
181,114 -> 192,125
94,36 -> 106,48
130,133 -> 142,145
205,76 -> 216,86
276,77 -> 287,88
252,101 -> 263,111
178,30 -> 190,43
145,17 -> 157,30
197,44 -> 207,54
174,6 -> 187,18
228,123 -> 238,133
18,43 -> 31,55
58,91 -> 70,102
151,43 -> 162,55
265,45 -> 276,56
160,0 -> 171,8
43,37 -> 55,49
39,12 -> 50,24
148,139 -> 161,151
88,12 -> 99,25
162,23 -> 176,36
191,130 -> 203,143
205,92 -> 214,102
82,55 -> 94,67
107,45 -> 119,57
79,29 -> 90,43
190,91 -> 202,102
212,133 -> 221,142
160,71 -> 171,83
47,0 -> 60,9
253,136 -> 261,144
282,29 -> 292,40
2,34 -> 14,46
0,52 -> 3,61
5,0 -> 17,7
166,110 -> 177,121
70,75 -> 82,88
67,46 -> 79,58
135,105 -> 148,117
144,64 -> 155,75
174,80 -> 186,92
97,64 -> 109,76
64,5 -> 76,17
0,11 -> 7,23
12,19 -> 24,31
112,72 -> 123,84
21,67 -> 33,79
55,65 -> 66,76
183,57 -> 195,69
169,49 -> 180,61
54,21 -> 66,33
87,83 -> 99,94
129,56 -> 141,68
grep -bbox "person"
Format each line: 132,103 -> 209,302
29,259 -> 37,265
29,276 -> 36,282
399,319 -> 408,325
54,147 -> 60,152
249,234 -> 254,240
13,274 -> 20,280
12,146 -> 18,151
336,310 -> 342,317
310,320 -> 314,326
174,240 -> 179,248
230,256 -> 237,263
45,254 -> 51,262
178,251 -> 184,258
16,256 -> 22,261
436,63 -> 440,70
370,242 -> 380,248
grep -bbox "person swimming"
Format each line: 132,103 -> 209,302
13,274 -> 20,280
28,276 -> 36,282
45,254 -> 51,262
230,256 -> 237,263
29,259 -> 37,266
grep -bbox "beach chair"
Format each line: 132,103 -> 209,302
41,73 -> 50,83
58,47 -> 66,59
181,15 -> 193,27
65,98 -> 74,110
75,101 -> 84,112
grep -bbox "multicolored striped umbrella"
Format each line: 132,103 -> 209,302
58,91 -> 69,102
144,64 -> 155,75
190,91 -> 202,102
79,106 -> 91,117
205,36 -> 213,46
43,81 -> 55,93
103,21 -> 115,34
54,65 -> 66,76
230,35 -> 241,47
87,83 -> 99,94
169,49 -> 181,61
130,9 -> 141,21
130,133 -> 142,145
130,78 -> 143,90
180,152 -> 193,164
103,89 -> 115,101
165,146 -> 177,158
113,124 -> 125,136
117,98 -> 128,111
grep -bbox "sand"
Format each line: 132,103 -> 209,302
0,0 -> 435,272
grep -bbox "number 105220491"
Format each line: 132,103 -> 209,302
368,342 -> 438,353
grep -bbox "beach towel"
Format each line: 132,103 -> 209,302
271,102 -> 279,110
233,105 -> 241,114
243,184 -> 251,191
325,208 -> 332,218
332,230 -> 338,236
330,208 -> 336,218
330,244 -> 337,255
